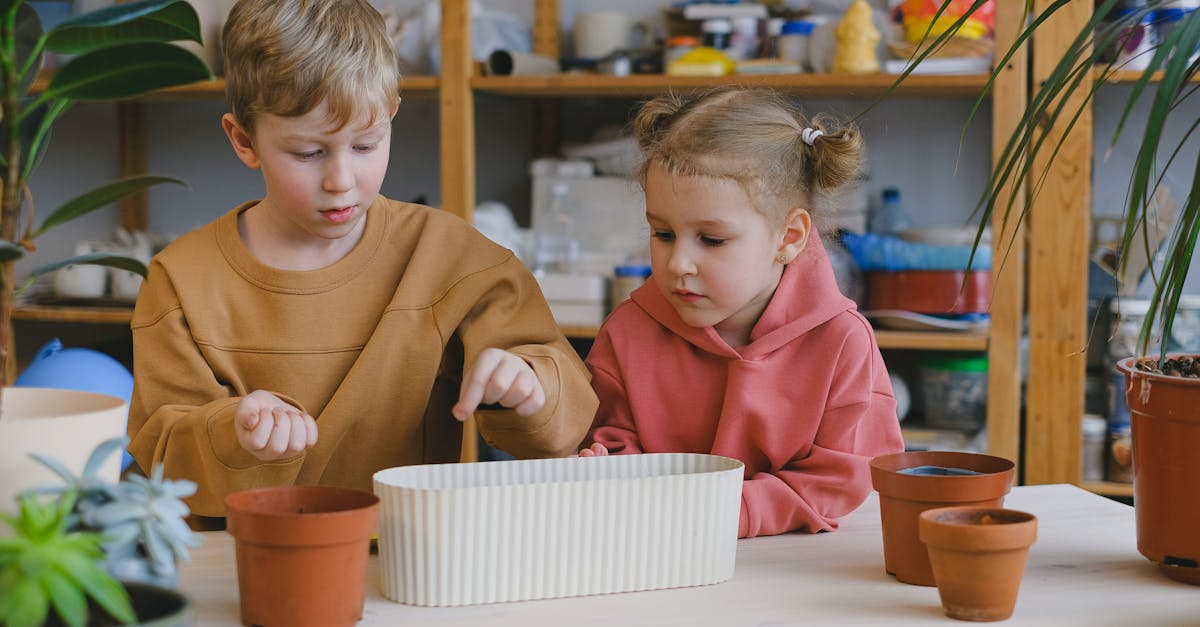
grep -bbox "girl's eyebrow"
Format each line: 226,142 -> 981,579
646,212 -> 736,230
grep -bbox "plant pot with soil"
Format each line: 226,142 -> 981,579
1116,355 -> 1200,585
224,485 -> 380,627
869,450 -> 1015,586
919,506 -> 1037,622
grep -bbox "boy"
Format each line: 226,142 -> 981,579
127,0 -> 597,517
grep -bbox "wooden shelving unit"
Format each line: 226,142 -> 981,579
1079,481 -> 1134,499
13,305 -> 133,325
440,0 -> 1027,467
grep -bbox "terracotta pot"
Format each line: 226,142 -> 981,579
919,507 -> 1036,622
869,451 -> 1015,586
224,486 -> 380,627
867,270 -> 991,314
1117,357 -> 1200,585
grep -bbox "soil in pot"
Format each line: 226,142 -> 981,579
919,506 -> 1037,622
224,485 -> 379,627
44,581 -> 192,627
1118,355 -> 1200,585
869,450 -> 1015,586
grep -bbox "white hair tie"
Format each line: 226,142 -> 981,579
801,127 -> 824,146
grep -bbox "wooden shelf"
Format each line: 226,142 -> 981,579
472,72 -> 991,98
875,330 -> 988,351
29,74 -> 439,101
1079,481 -> 1134,498
13,305 -> 133,324
559,324 -> 987,351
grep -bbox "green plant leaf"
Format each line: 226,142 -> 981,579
47,0 -> 203,56
4,577 -> 49,627
41,42 -> 210,103
11,3 -> 45,95
43,566 -> 87,627
28,252 -> 149,279
60,552 -> 135,624
35,175 -> 187,236
0,241 -> 23,263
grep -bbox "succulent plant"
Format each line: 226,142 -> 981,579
0,491 -> 136,627
25,436 -> 201,588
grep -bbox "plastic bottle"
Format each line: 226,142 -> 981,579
701,18 -> 733,51
534,181 -> 579,274
869,187 -> 914,236
779,20 -> 815,70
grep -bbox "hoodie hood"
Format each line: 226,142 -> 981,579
629,236 -> 856,360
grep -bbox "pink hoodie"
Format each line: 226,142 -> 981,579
584,240 -> 904,538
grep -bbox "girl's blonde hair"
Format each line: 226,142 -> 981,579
222,0 -> 401,137
634,87 -> 864,228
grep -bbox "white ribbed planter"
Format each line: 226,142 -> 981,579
373,453 -> 743,606
0,387 -> 128,510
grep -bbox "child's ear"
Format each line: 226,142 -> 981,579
222,113 -> 261,170
777,207 -> 811,263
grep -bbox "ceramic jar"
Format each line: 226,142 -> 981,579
919,506 -> 1038,621
869,450 -> 1015,586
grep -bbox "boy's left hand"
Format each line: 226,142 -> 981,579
452,348 -> 545,421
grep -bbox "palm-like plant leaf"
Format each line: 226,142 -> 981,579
35,175 -> 187,237
0,241 -> 23,263
28,252 -> 149,280
46,0 -> 202,55
39,41 -> 210,104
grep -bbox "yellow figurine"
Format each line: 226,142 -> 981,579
832,0 -> 880,74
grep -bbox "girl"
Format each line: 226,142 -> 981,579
580,88 -> 904,538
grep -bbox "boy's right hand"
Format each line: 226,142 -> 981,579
578,443 -> 609,457
235,390 -> 318,461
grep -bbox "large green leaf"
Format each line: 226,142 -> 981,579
11,3 -> 45,95
41,42 -> 210,103
35,174 -> 186,236
0,241 -> 23,263
47,0 -> 202,56
28,252 -> 149,279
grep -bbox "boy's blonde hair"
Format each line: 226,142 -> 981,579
634,88 -> 864,228
223,0 -> 401,137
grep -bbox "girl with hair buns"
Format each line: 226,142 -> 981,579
579,87 -> 903,538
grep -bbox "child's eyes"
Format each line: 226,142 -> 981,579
294,150 -> 321,160
700,236 -> 726,247
354,143 -> 378,153
651,230 -> 675,242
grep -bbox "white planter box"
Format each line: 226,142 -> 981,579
373,453 -> 743,607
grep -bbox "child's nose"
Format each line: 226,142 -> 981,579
322,154 -> 354,193
667,246 -> 696,276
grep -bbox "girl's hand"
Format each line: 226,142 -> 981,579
235,390 -> 318,461
578,443 -> 609,457
452,348 -> 545,421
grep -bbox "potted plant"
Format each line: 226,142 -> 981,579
0,0 -> 211,391
898,1 -> 1200,583
0,0 -> 210,503
0,436 -> 200,626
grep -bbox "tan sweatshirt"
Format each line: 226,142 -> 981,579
128,197 -> 597,516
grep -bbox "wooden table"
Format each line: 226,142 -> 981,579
180,484 -> 1200,625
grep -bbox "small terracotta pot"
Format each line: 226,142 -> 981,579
919,507 -> 1037,621
869,451 -> 1014,586
224,485 -> 380,627
1117,357 -> 1200,584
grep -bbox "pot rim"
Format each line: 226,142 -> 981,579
1116,355 -> 1200,385
224,485 -> 380,519
918,506 -> 1037,551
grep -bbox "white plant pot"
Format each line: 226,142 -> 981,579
0,387 -> 128,514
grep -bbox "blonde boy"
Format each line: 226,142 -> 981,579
127,0 -> 596,517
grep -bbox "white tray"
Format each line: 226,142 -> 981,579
373,453 -> 744,607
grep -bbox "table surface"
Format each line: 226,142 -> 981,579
180,484 -> 1200,626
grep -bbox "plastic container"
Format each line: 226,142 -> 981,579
533,181 -> 579,274
701,18 -> 732,50
778,20 -> 814,70
1114,8 -> 1159,71
870,187 -> 914,237
611,263 -> 652,310
1081,414 -> 1107,482
1158,8 -> 1199,64
664,35 -> 700,69
920,353 -> 988,432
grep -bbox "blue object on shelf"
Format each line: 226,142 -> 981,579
841,232 -> 992,272
14,338 -> 135,471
